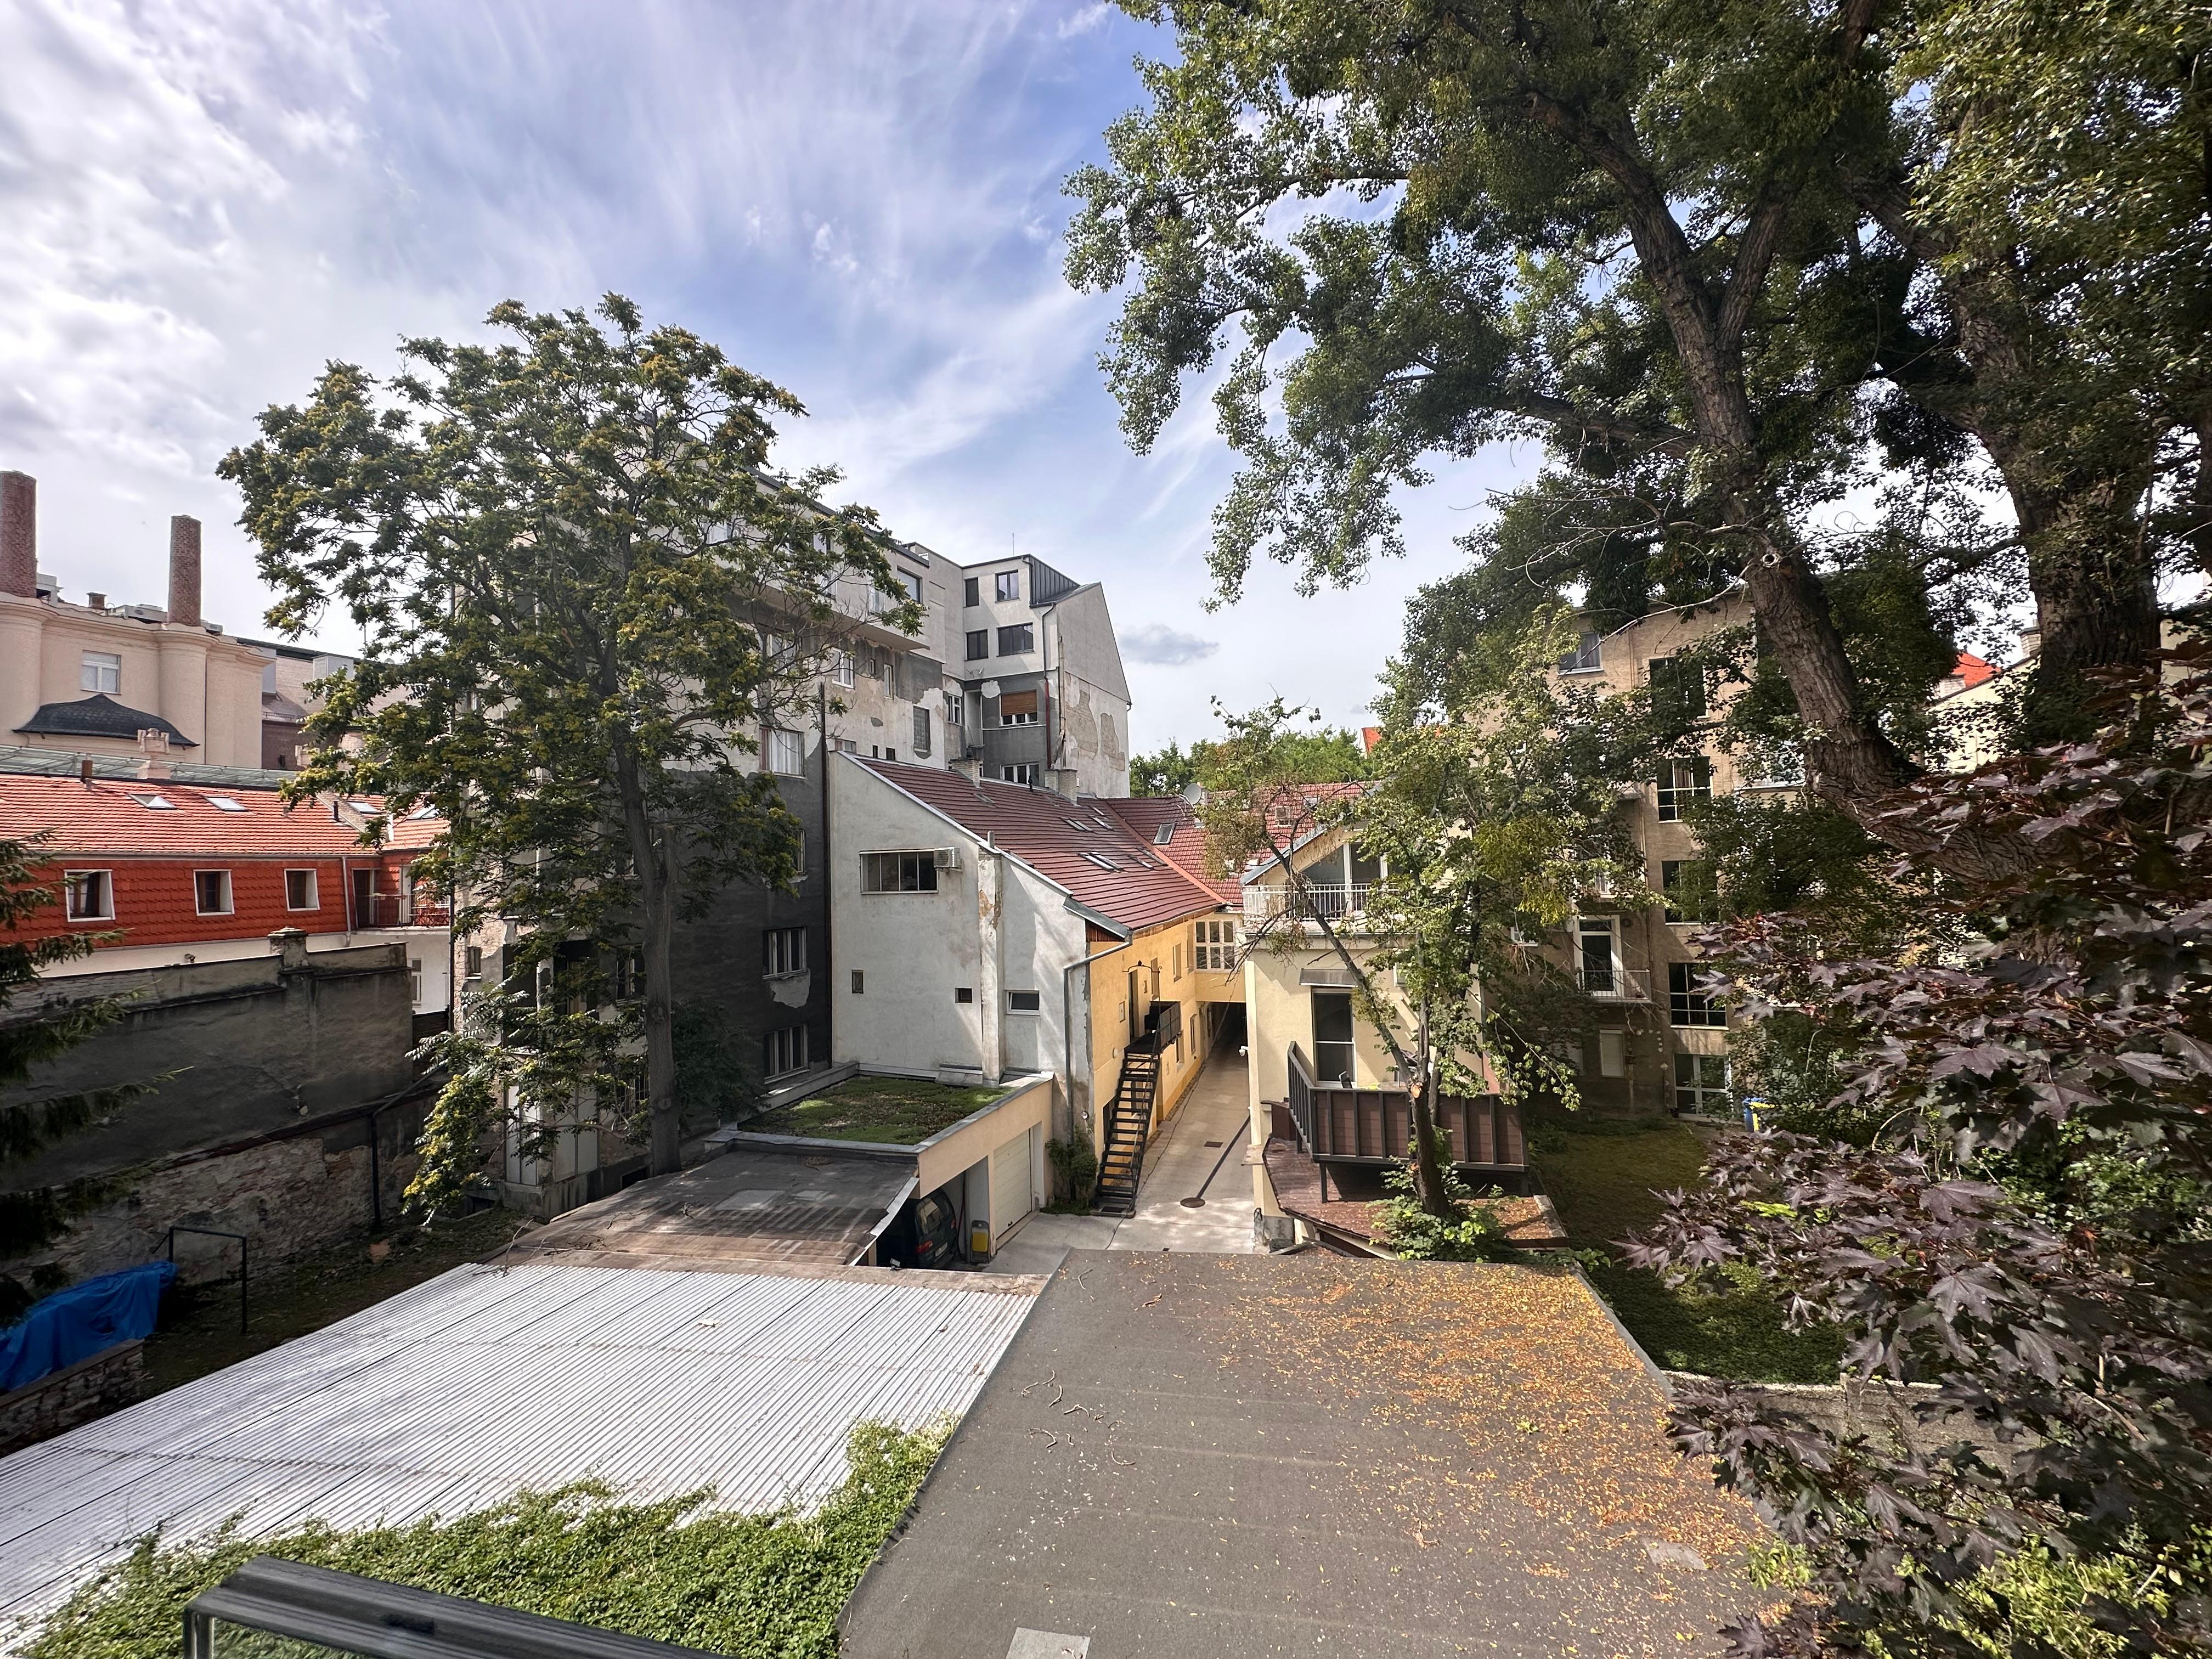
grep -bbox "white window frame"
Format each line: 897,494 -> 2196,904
767,727 -> 805,776
764,926 -> 806,977
194,868 -> 235,917
945,692 -> 965,727
764,1024 -> 810,1079
1674,1051 -> 1731,1113
1007,989 -> 1041,1013
284,868 -> 319,912
998,763 -> 1039,785
830,650 -> 855,687
80,651 -> 121,694
1656,758 -> 1712,823
862,850 -> 939,893
64,869 -> 113,922
1192,918 -> 1237,970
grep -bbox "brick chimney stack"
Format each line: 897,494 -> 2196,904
0,471 -> 35,599
168,514 -> 202,628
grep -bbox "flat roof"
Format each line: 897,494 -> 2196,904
503,1148 -> 916,1271
0,1261 -> 1039,1632
840,1251 -> 1764,1658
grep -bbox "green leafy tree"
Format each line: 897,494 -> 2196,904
0,836 -> 145,1319
1130,738 -> 1204,797
1066,0 -> 2208,830
222,296 -> 917,1196
1133,724 -> 1373,795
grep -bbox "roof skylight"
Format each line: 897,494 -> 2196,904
1153,822 -> 1175,845
132,793 -> 176,810
207,797 -> 246,812
1080,851 -> 1122,871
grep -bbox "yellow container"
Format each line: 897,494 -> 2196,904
969,1220 -> 992,1262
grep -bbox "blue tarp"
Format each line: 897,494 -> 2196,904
0,1260 -> 176,1393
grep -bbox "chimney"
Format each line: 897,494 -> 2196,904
87,591 -> 105,611
268,928 -> 309,970
1049,767 -> 1081,801
168,515 -> 202,628
0,472 -> 34,598
78,757 -> 93,785
136,727 -> 173,780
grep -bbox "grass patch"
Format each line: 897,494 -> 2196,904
745,1075 -> 1002,1145
22,1419 -> 949,1659
145,1206 -> 528,1396
1533,1116 -> 1845,1385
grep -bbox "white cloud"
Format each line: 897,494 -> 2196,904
1121,623 -> 1219,666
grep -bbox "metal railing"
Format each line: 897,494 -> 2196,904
1244,883 -> 1372,926
1579,964 -> 1652,1003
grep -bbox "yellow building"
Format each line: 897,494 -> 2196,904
0,471 -> 268,770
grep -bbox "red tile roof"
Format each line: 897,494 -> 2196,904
1095,796 -> 1240,903
0,774 -> 381,856
1953,651 -> 1996,689
855,760 -> 1228,933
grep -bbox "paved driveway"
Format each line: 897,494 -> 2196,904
985,1054 -> 1256,1274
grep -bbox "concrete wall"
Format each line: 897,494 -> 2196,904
829,758 -> 1087,1124
2,943 -> 423,1286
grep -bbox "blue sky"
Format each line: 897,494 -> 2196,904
0,1 -> 1523,751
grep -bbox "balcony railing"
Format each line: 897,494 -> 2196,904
1244,883 -> 1372,927
1285,1042 -> 1524,1171
1578,964 -> 1652,1003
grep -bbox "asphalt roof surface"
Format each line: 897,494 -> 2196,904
841,1251 -> 1765,1658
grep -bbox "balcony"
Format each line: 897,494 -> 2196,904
1243,883 -> 1372,928
1578,963 -> 1651,1003
1284,1043 -> 1525,1174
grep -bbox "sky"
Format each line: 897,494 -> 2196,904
0,0 -> 1526,755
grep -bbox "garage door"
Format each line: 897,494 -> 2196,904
989,1126 -> 1036,1243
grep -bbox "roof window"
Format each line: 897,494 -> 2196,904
408,805 -> 439,820
207,797 -> 246,812
132,793 -> 176,810
1153,822 -> 1175,845
1079,851 -> 1122,871
1061,817 -> 1095,832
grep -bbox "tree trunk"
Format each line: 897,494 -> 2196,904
1410,992 -> 1452,1219
615,744 -> 682,1177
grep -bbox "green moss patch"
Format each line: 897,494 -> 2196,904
25,1419 -> 949,1659
745,1075 -> 1003,1145
1533,1118 -> 1846,1385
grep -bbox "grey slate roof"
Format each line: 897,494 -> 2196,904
12,693 -> 197,747
0,744 -> 292,791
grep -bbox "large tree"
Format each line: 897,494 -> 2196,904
1067,0 -> 2210,826
223,296 -> 917,1189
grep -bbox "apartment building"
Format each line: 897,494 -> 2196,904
0,472 -> 269,771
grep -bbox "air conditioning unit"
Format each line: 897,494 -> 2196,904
933,847 -> 962,871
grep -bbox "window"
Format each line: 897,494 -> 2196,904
194,869 -> 234,916
464,944 -> 484,979
831,651 -> 855,687
896,569 -> 924,603
966,629 -> 989,661
862,647 -> 886,680
1008,989 -> 1041,1013
851,969 -> 865,994
997,623 -> 1034,655
884,747 -> 897,763
764,927 -> 806,976
954,986 -> 974,1003
208,797 -> 245,813
761,629 -> 792,662
1193,918 -> 1236,970
613,947 -> 642,1000
862,851 -> 939,892
1649,656 -> 1710,724
912,705 -> 932,758
767,727 -> 805,776
1558,631 -> 1602,674
1172,944 -> 1182,979
998,689 -> 1039,726
1669,961 -> 1726,1027
1079,851 -> 1121,871
1675,1051 -> 1732,1114
963,576 -> 980,607
995,569 -> 1020,602
764,1025 -> 809,1078
1656,758 -> 1713,822
284,869 -> 319,911
838,737 -> 857,753
1312,990 -> 1356,1085
64,870 -> 112,921
999,763 -> 1039,785
132,793 -> 175,810
1661,859 -> 1715,924
946,692 -> 965,727
1577,916 -> 1618,994
409,958 -> 422,1005
1154,821 -> 1175,846
1598,1029 -> 1627,1078
80,652 -> 121,694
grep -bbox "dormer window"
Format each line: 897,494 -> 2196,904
81,652 -> 121,694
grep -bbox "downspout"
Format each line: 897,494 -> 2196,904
820,681 -> 833,1064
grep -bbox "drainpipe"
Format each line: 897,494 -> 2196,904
819,680 -> 832,1064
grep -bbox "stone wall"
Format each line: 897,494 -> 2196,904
4,940 -> 424,1289
0,1339 -> 145,1455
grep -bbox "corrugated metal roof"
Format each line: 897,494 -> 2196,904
0,1262 -> 1036,1640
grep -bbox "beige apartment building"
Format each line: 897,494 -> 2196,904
0,471 -> 268,771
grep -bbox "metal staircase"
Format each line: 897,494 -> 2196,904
1092,1033 -> 1161,1217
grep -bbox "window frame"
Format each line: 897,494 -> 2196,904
998,763 -> 1039,785
193,868 -> 235,917
1674,1050 -> 1732,1114
996,623 -> 1034,656
963,576 -> 980,607
1655,757 -> 1713,823
1668,961 -> 1726,1028
1192,917 -> 1236,971
464,944 -> 485,979
1007,989 -> 1041,1013
1557,631 -> 1602,674
965,629 -> 989,661
763,926 -> 806,977
995,569 -> 1020,602
80,651 -> 122,695
998,689 -> 1040,726
763,1024 -> 810,1079
766,727 -> 805,776
63,868 -> 113,922
283,868 -> 319,912
861,850 -> 940,893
